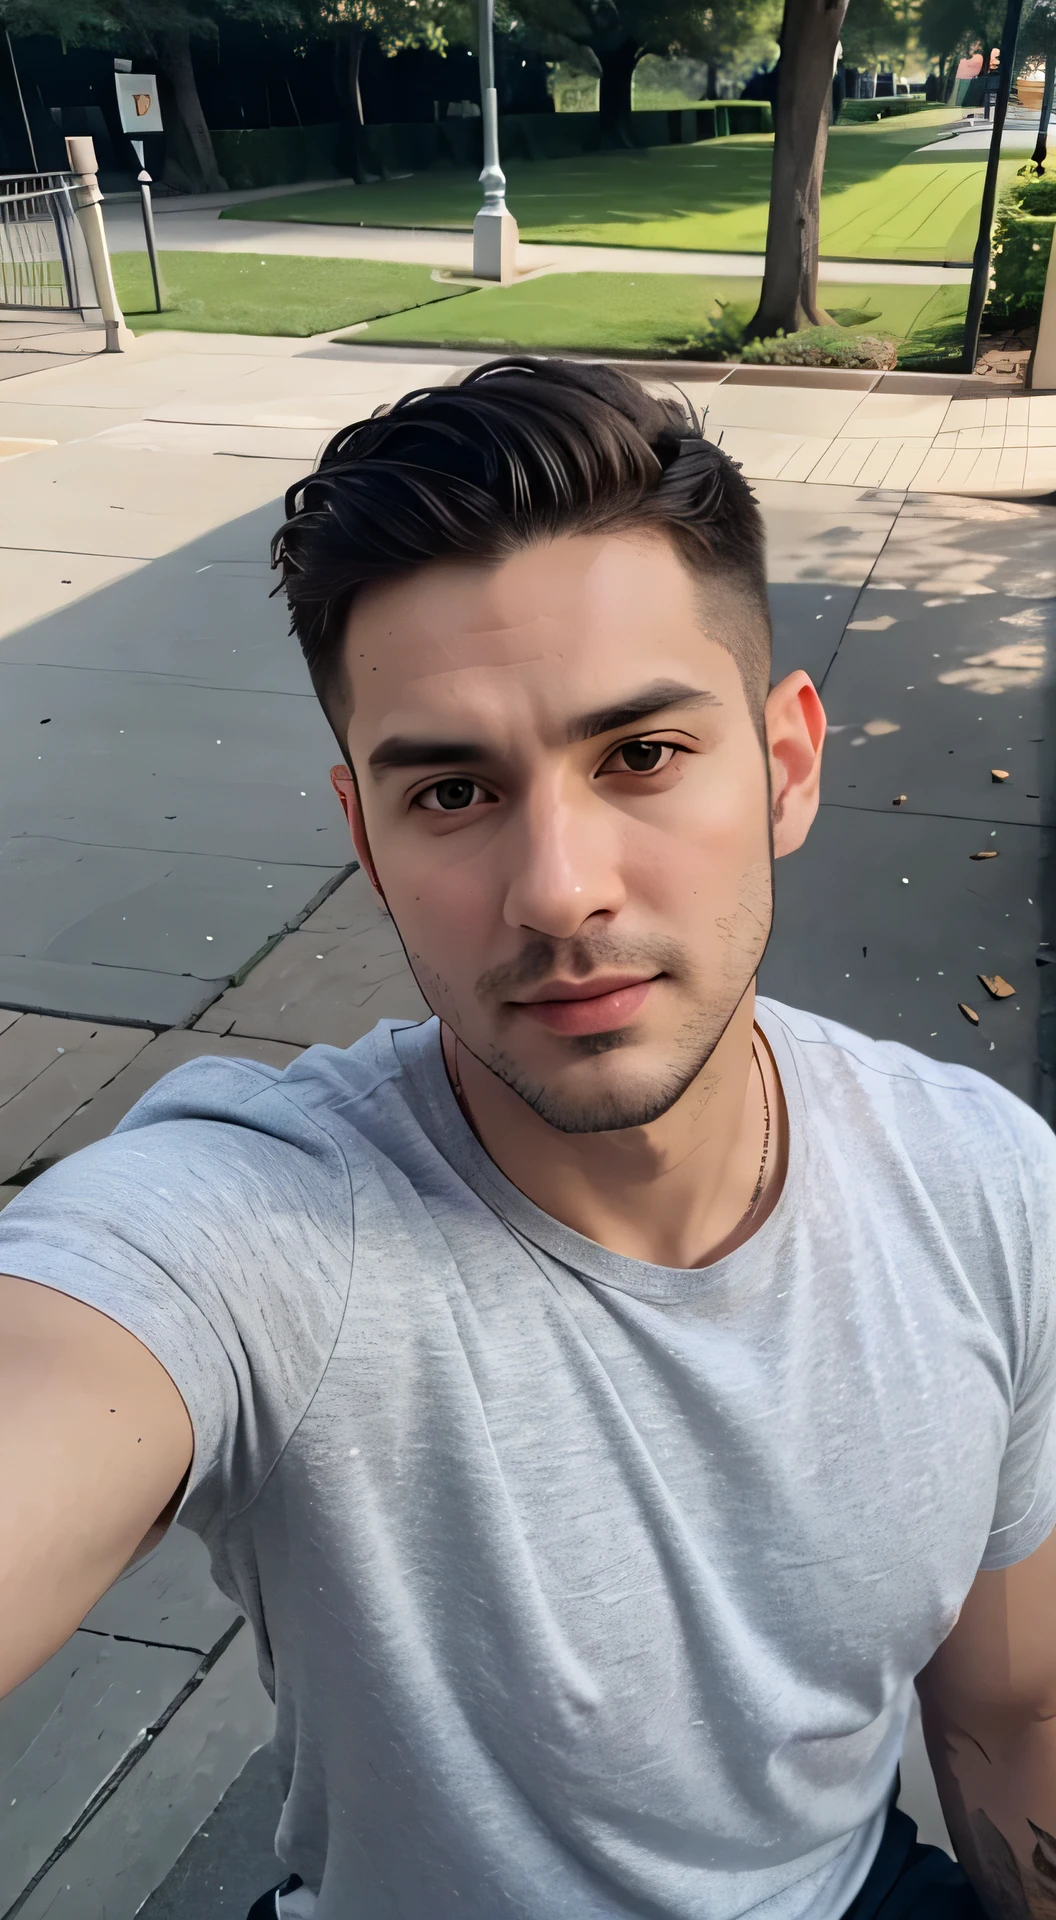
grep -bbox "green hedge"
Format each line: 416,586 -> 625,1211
989,172 -> 1056,321
209,101 -> 772,191
838,96 -> 935,122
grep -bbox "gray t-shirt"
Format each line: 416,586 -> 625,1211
1,999 -> 1054,1920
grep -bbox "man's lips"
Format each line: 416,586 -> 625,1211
509,975 -> 659,1037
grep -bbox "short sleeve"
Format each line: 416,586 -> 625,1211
0,1054 -> 353,1537
979,1089 -> 1056,1571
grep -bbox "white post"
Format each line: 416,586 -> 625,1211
64,135 -> 133,352
472,0 -> 518,283
1032,220 -> 1056,387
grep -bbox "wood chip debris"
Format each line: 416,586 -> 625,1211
892,794 -> 907,806
979,974 -> 1015,998
991,769 -> 1009,782
970,850 -> 998,860
959,1003 -> 980,1026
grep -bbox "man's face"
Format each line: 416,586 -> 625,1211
339,532 -> 820,1133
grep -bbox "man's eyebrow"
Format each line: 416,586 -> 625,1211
569,680 -> 722,743
368,737 -> 490,775
366,681 -> 721,776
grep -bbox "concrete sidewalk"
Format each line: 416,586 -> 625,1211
103,190 -> 973,287
0,327 -> 1052,1916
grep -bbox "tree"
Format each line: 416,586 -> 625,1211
0,0 -> 233,189
745,0 -> 847,339
1016,0 -> 1056,168
510,0 -> 772,140
298,0 -> 468,180
839,0 -> 913,72
917,0 -> 1007,97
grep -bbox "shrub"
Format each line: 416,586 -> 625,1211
736,326 -> 898,369
988,175 -> 1056,323
837,97 -> 938,122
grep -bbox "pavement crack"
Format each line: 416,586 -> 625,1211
77,1626 -> 208,1657
0,1618 -> 246,1920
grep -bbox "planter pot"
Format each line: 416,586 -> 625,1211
1018,73 -> 1046,110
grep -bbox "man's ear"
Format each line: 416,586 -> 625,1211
764,673 -> 826,860
330,765 -> 386,901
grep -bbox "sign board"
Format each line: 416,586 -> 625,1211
115,71 -> 163,135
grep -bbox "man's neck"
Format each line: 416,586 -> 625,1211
440,994 -> 787,1269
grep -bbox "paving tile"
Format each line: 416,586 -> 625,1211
760,806 -> 1046,1109
0,551 -> 148,644
756,485 -> 899,591
0,555 -> 303,692
775,584 -> 864,686
773,436 -> 833,481
825,441 -> 879,485
710,426 -> 806,480
704,384 -> 865,436
0,954 -> 224,1030
994,447 -> 1028,493
0,666 -> 337,862
1027,426 -> 1056,447
965,450 -> 1003,492
0,442 -> 304,561
0,1013 -> 151,1182
11,1623 -> 274,1920
882,441 -> 937,489
851,439 -> 911,489
836,392 -> 951,439
1027,393 -> 1056,425
923,447 -> 989,492
817,503 -> 1053,832
1005,395 -> 1032,428
194,881 -> 429,1048
906,448 -> 955,490
0,400 -> 145,444
30,1027 -> 303,1167
95,419 -> 333,463
81,1524 -> 241,1654
945,399 -> 988,429
801,440 -> 850,484
0,834 -> 340,993
984,397 -> 1010,429
1025,445 -> 1056,490
0,1630 -> 200,1913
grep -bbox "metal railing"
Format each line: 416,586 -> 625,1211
0,171 -> 84,313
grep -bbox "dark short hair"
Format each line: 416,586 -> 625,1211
272,357 -> 771,755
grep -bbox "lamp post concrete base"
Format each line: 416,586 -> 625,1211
472,206 -> 519,284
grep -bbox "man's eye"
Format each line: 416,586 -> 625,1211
416,778 -> 491,812
602,741 -> 677,775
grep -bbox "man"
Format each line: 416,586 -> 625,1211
0,359 -> 1054,1920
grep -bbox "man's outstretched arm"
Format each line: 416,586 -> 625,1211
0,1270 -> 193,1699
916,1525 -> 1056,1917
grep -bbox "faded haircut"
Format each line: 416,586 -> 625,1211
272,357 -> 771,760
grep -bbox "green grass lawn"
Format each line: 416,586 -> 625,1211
342,271 -> 968,367
111,250 -> 469,336
221,111 -> 997,267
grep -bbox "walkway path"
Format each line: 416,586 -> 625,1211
103,185 -> 973,286
0,324 -> 1051,1917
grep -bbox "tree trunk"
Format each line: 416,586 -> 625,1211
156,27 -> 226,194
1032,47 -> 1055,171
334,26 -> 377,184
745,0 -> 849,340
597,40 -> 640,145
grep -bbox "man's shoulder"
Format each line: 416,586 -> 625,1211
760,997 -> 1054,1178
113,1019 -> 427,1156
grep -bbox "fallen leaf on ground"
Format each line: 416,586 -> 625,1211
893,794 -> 907,806
979,974 -> 1015,998
991,769 -> 1009,782
970,850 -> 999,860
959,1004 -> 980,1025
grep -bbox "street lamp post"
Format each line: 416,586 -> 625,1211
472,0 -> 518,282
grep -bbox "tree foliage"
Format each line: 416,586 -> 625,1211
839,0 -> 914,69
916,0 -> 1006,71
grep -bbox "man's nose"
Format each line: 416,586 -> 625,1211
502,783 -> 626,938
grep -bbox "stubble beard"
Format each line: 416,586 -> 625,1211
463,867 -> 774,1135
